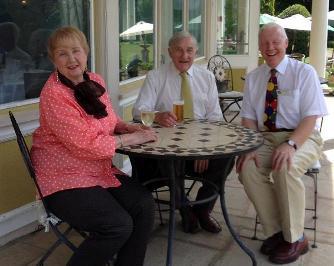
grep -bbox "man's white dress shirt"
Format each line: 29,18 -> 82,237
241,56 -> 328,131
133,63 -> 222,121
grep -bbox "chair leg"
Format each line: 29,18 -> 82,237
38,224 -> 76,265
252,215 -> 259,240
154,189 -> 164,225
305,170 -> 318,248
312,173 -> 318,248
185,180 -> 196,197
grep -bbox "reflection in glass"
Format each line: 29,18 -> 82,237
173,0 -> 183,33
189,0 -> 204,56
217,0 -> 249,55
119,0 -> 154,81
0,0 -> 91,105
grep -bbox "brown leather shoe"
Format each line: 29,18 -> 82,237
179,207 -> 200,234
196,210 -> 222,233
269,237 -> 309,264
260,232 -> 284,255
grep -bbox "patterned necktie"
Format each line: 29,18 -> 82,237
180,72 -> 194,118
263,69 -> 278,131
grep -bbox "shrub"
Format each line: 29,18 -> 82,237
278,4 -> 310,57
278,4 -> 310,19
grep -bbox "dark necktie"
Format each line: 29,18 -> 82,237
263,69 -> 278,131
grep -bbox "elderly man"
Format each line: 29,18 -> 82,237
237,23 -> 327,264
132,31 -> 234,234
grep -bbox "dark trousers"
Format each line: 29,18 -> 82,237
130,157 -> 235,211
44,175 -> 155,266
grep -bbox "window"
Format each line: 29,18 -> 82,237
0,0 -> 91,106
119,0 -> 154,81
160,0 -> 205,66
217,0 -> 249,55
188,0 -> 204,56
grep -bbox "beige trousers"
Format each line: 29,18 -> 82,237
239,131 -> 323,242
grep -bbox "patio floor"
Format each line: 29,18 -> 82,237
0,96 -> 333,266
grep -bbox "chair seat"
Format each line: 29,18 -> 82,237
218,91 -> 243,98
307,160 -> 321,173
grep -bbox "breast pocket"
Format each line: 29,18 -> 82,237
277,89 -> 299,114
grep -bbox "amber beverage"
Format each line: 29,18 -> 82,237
173,100 -> 184,123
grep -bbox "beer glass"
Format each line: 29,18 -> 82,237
173,100 -> 184,123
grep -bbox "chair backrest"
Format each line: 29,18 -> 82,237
289,53 -> 305,62
207,55 -> 234,93
8,111 -> 50,215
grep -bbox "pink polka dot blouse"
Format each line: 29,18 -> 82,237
31,72 -> 124,197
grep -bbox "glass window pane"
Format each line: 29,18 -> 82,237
217,0 -> 249,55
0,0 -> 91,106
173,0 -> 183,32
188,0 -> 204,56
119,0 -> 154,81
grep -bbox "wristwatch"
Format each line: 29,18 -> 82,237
286,139 -> 297,150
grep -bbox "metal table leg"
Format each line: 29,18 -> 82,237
166,160 -> 176,266
220,176 -> 257,266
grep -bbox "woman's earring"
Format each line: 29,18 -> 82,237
56,69 -> 59,82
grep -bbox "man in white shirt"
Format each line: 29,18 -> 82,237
132,31 -> 234,234
237,23 -> 327,264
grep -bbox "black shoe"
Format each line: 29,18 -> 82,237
260,232 -> 284,255
196,210 -> 222,233
179,207 -> 200,233
269,236 -> 309,264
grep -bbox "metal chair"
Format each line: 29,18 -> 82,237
207,55 -> 243,123
289,53 -> 305,62
8,111 -> 87,266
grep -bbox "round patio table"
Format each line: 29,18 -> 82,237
117,119 -> 263,266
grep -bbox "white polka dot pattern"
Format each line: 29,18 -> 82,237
31,72 -> 122,197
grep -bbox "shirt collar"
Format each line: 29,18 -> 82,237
265,56 -> 288,75
170,62 -> 194,77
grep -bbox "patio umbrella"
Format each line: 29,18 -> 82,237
120,21 -> 153,37
175,15 -> 201,29
277,14 -> 334,32
329,10 -> 334,21
259,14 -> 282,24
277,14 -> 312,31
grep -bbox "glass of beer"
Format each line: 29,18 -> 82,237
173,100 -> 184,123
140,110 -> 155,126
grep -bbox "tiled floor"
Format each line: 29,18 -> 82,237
0,96 -> 333,266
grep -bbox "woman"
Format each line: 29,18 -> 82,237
31,26 -> 157,266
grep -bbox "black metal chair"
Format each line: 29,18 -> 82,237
8,111 -> 86,266
207,55 -> 243,123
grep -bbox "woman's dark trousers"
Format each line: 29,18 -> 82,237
44,175 -> 155,266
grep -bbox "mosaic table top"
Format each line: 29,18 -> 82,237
117,119 -> 263,160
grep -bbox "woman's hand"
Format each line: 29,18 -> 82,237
125,123 -> 149,133
119,128 -> 157,147
154,112 -> 177,127
236,151 -> 260,173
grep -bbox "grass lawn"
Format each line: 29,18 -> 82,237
119,41 -> 154,70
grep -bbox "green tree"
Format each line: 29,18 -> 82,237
260,0 -> 275,15
278,4 -> 311,56
278,4 -> 310,18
